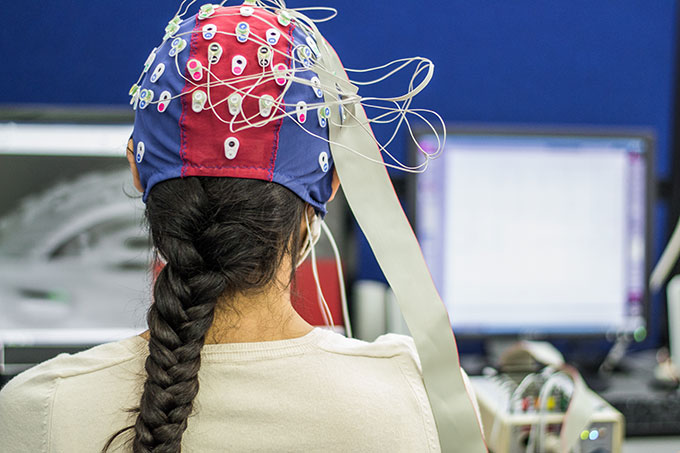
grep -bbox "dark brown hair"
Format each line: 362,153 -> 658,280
104,177 -> 305,452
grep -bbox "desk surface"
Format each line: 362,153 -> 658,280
623,437 -> 680,453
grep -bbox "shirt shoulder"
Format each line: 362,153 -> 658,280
2,336 -> 145,393
316,329 -> 423,367
313,330 -> 428,396
0,336 -> 145,453
315,329 -> 480,442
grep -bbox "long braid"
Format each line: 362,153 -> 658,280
134,179 -> 226,452
104,177 -> 305,452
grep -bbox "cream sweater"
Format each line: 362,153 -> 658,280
0,328 -> 453,452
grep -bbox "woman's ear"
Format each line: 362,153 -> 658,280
328,167 -> 340,202
126,138 -> 144,193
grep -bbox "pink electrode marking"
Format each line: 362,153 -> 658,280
300,113 -> 306,122
274,63 -> 287,86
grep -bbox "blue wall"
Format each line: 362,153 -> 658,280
1,2 -> 676,173
1,0 -> 678,345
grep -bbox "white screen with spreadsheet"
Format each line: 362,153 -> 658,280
416,134 -> 647,334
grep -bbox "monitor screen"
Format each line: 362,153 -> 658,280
414,128 -> 652,336
0,123 -> 148,346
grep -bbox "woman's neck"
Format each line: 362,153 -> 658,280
140,285 -> 314,344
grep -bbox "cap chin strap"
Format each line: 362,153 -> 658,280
312,35 -> 488,453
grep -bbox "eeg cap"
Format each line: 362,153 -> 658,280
131,4 -> 334,214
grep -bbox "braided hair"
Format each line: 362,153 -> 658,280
104,177 -> 306,452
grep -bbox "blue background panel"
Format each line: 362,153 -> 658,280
0,1 -> 675,175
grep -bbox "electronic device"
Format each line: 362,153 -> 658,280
412,127 -> 654,338
607,392 -> 680,436
597,348 -> 680,437
471,373 -> 624,453
0,121 -> 148,380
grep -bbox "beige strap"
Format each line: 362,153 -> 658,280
315,42 -> 487,453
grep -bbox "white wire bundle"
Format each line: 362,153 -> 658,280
524,369 -> 574,453
130,0 -> 446,175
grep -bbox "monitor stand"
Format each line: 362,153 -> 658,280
484,337 -> 519,370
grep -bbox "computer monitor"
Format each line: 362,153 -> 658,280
413,126 -> 653,338
0,121 -> 147,348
